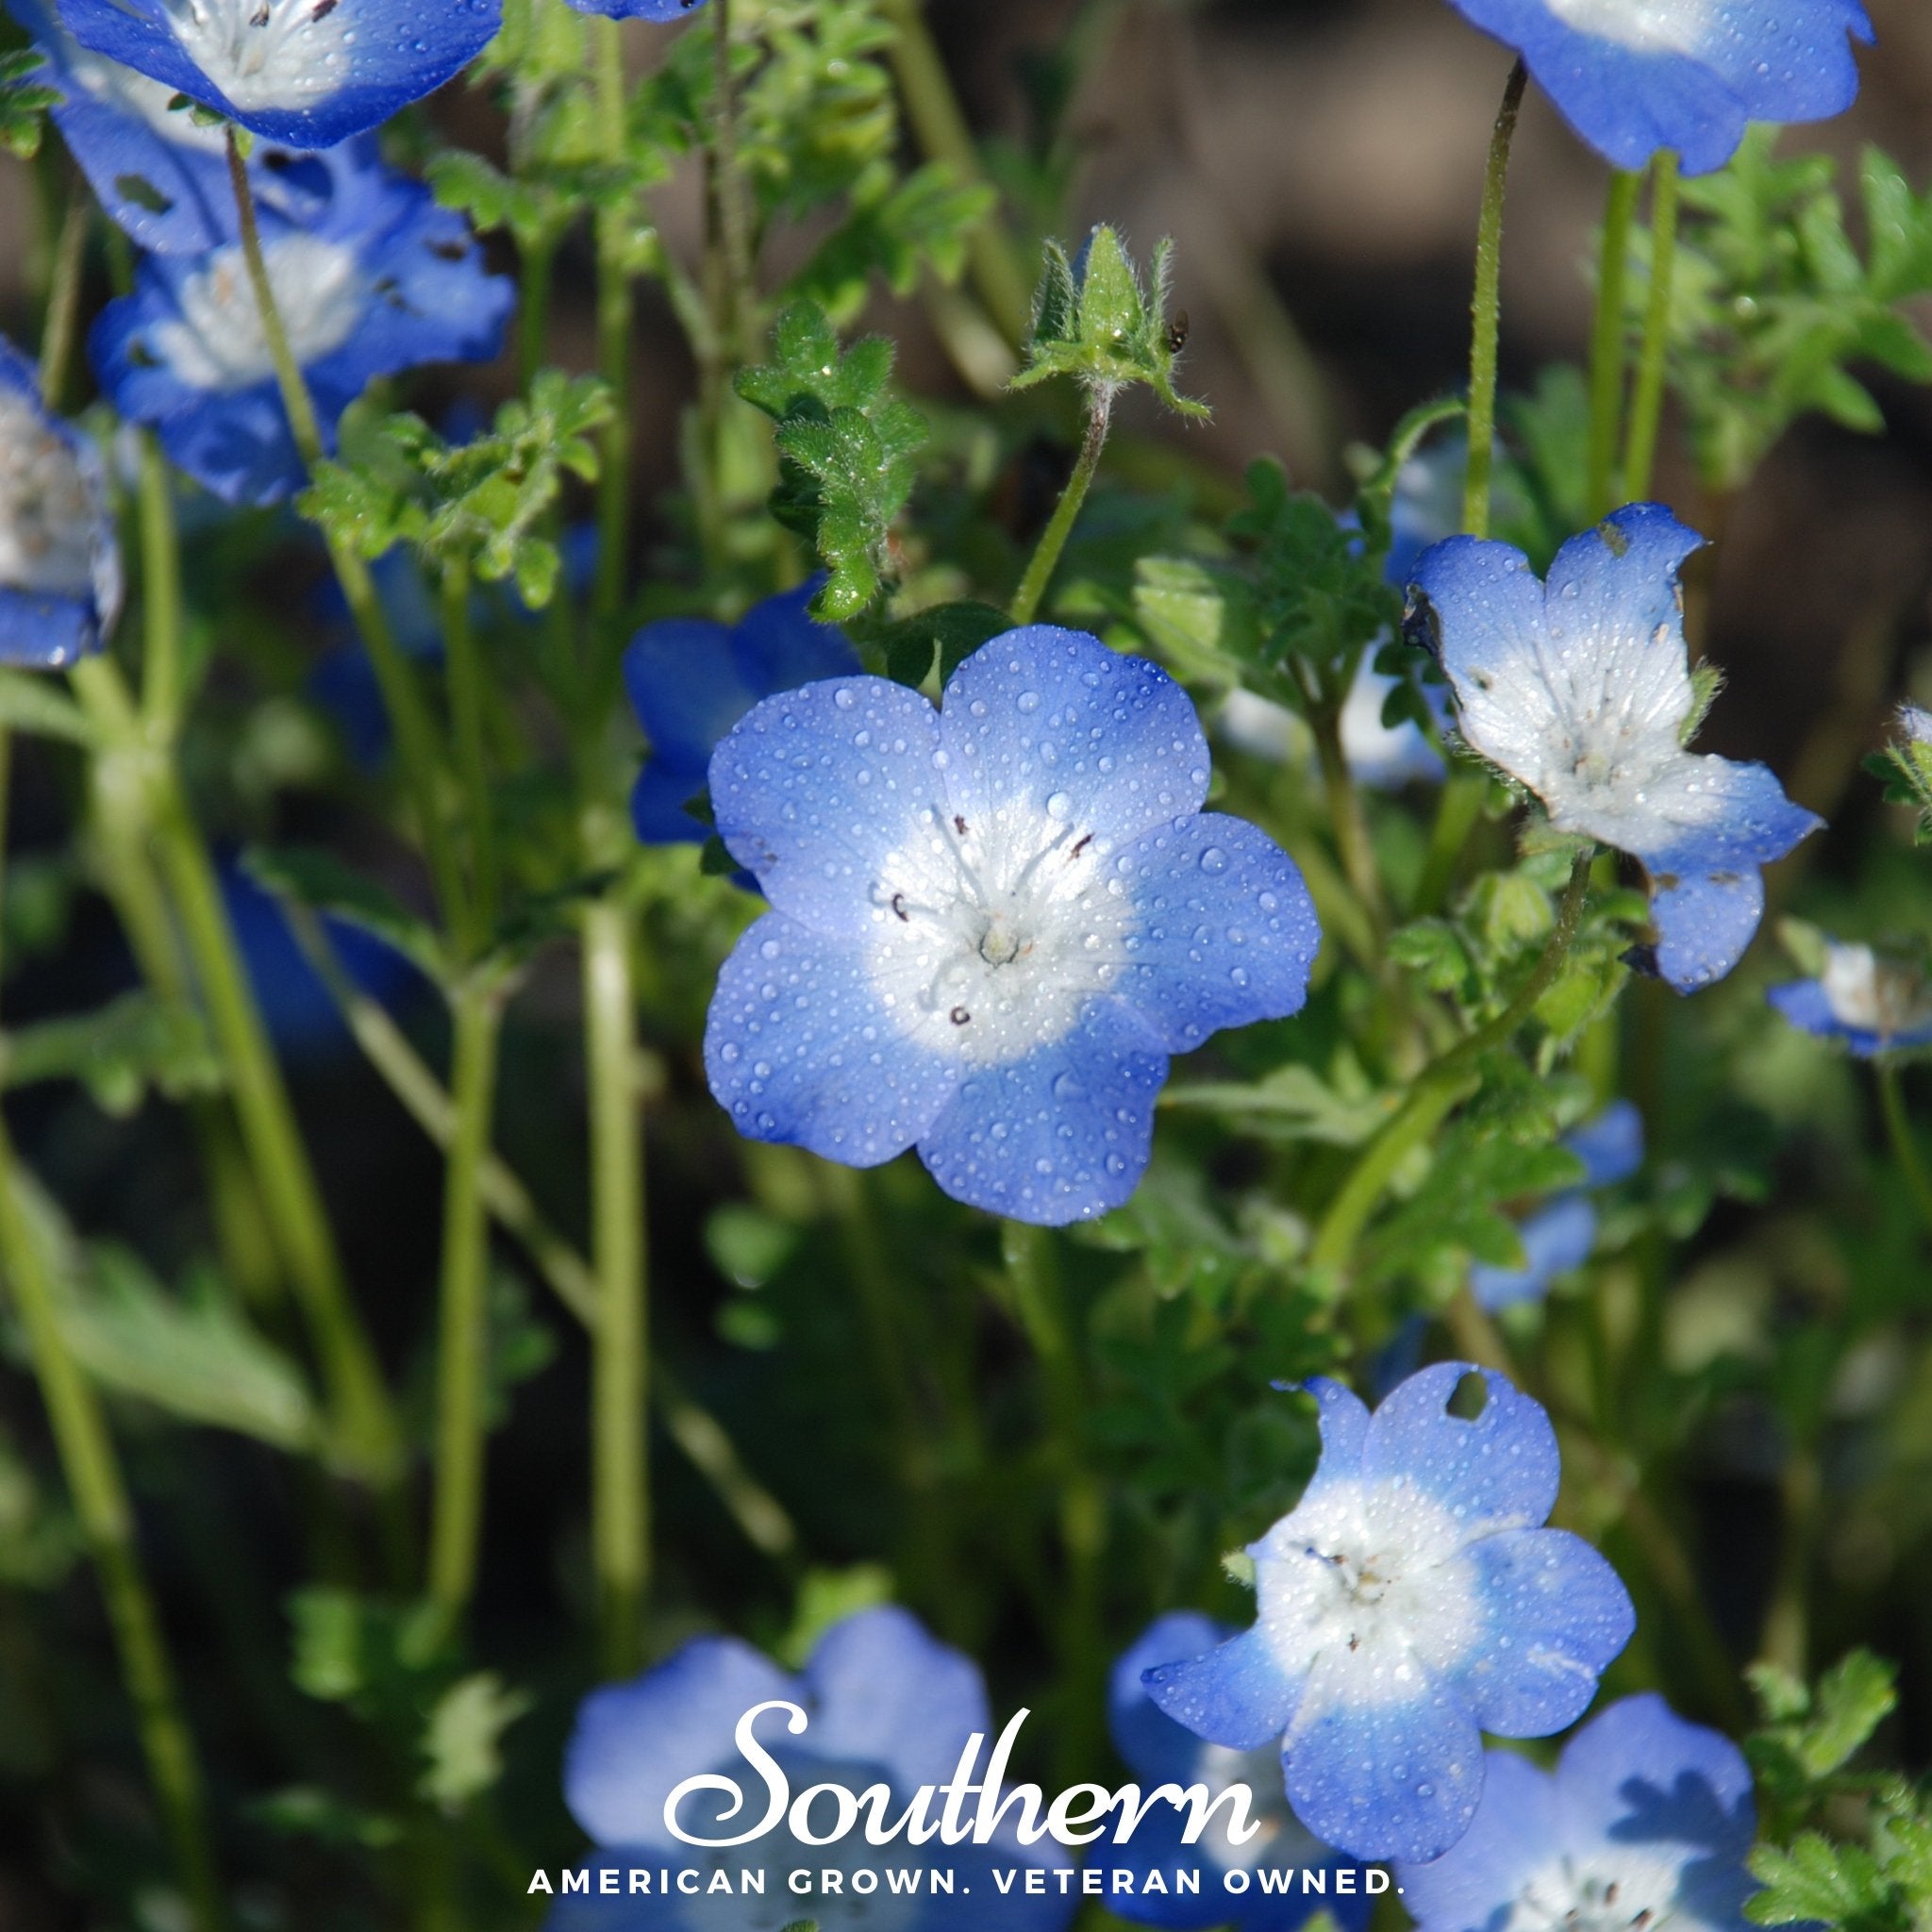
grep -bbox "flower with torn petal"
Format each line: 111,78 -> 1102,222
0,335 -> 121,668
53,0 -> 501,151
91,145 -> 511,506
1141,1364 -> 1635,1863
1769,941 -> 1932,1058
704,625 -> 1321,1224
1096,1612 -> 1371,1932
1440,0 -> 1873,176
550,1605 -> 1075,1932
1396,1694 -> 1758,1932
1406,504 -> 1822,993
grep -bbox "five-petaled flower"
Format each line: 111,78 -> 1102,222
1769,941 -> 1932,1058
703,625 -> 1322,1224
1395,1694 -> 1760,1932
1141,1364 -> 1635,1864
1406,503 -> 1822,994
1440,0 -> 1873,176
1095,1612 -> 1371,1932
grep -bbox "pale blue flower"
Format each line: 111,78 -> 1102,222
563,0 -> 708,17
1768,941 -> 1932,1058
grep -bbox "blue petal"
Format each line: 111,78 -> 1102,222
562,0 -> 709,14
1568,1100 -> 1644,1188
704,913 -> 958,1166
915,996 -> 1168,1224
1106,813 -> 1321,1054
1086,1805 -> 1232,1932
800,1606 -> 991,1791
1469,1194 -> 1597,1311
630,758 -> 715,846
0,588 -> 95,668
1395,1749 -> 1557,1932
1765,978 -> 1932,1058
939,627 -> 1211,851
564,1636 -> 796,1851
624,617 -> 749,770
708,674 -> 944,937
1359,1364 -> 1559,1536
1111,1612 -> 1233,1785
729,580 -> 859,697
1141,1624 -> 1307,1754
1276,1377 -> 1372,1517
1451,1529 -> 1636,1736
1544,504 -> 1704,642
1556,1693 -> 1755,1864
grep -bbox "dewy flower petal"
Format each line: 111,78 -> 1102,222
1141,1365 -> 1635,1864
1440,0 -> 1874,176
561,0 -> 708,17
1407,504 -> 1821,993
54,0 -> 502,150
704,625 -> 1322,1224
1769,940 -> 1932,1059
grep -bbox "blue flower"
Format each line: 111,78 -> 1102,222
0,334 -> 121,668
1094,1613 -> 1371,1932
1141,1364 -> 1635,1863
1441,0 -> 1872,176
1406,504 -> 1822,993
552,1605 -> 1075,1931
1396,1694 -> 1758,1932
1471,1101 -> 1643,1311
704,625 -> 1322,1224
562,0 -> 708,17
625,582 -> 859,848
91,143 -> 511,506
53,0 -> 501,151
1769,941 -> 1932,1058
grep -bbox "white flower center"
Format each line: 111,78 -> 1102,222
1540,0 -> 1718,57
0,392 -> 98,601
61,29 -> 231,150
159,0 -> 354,110
151,233 -> 364,390
1506,1852 -> 1687,1932
1821,944 -> 1932,1038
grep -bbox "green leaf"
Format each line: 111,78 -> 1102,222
0,669 -> 95,746
0,48 -> 58,159
875,600 -> 1010,688
1748,1836 -> 1895,1929
0,991 -> 221,1117
1161,1063 -> 1391,1147
418,1673 -> 533,1814
243,846 -> 444,979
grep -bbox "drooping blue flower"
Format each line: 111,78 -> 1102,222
704,625 -> 1322,1224
551,1605 -> 1076,1932
1768,941 -> 1932,1058
0,335 -> 121,668
562,0 -> 708,18
54,0 -> 501,151
1441,0 -> 1873,176
1141,1364 -> 1635,1864
625,582 -> 859,848
1406,504 -> 1822,993
1396,1694 -> 1758,1932
1093,1613 -> 1371,1932
1471,1100 -> 1643,1310
91,143 -> 511,506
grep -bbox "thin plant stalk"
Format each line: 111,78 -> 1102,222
590,16 -> 635,655
1585,169 -> 1644,520
1877,1060 -> 1932,1237
1012,390 -> 1112,625
1623,153 -> 1681,503
37,191 -> 90,410
441,556 -> 500,944
1461,58 -> 1527,540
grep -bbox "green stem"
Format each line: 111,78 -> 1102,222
1012,389 -> 1111,625
136,437 -> 184,729
1306,668 -> 1388,937
1877,1060 -> 1932,1237
441,556 -> 499,947
225,128 -> 325,466
1622,153 -> 1680,503
37,190 -> 90,412
1759,1445 -> 1821,1674
1412,765 -> 1488,916
517,234 -> 557,397
591,16 -> 635,656
427,983 -> 504,1629
709,0 -> 755,348
1462,58 -> 1527,540
1586,169 -> 1643,521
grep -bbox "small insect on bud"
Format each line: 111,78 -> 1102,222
1166,309 -> 1191,356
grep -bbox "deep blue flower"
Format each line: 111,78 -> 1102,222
1441,0 -> 1873,176
625,582 -> 859,848
1769,941 -> 1932,1058
562,0 -> 708,18
54,0 -> 501,151
1407,504 -> 1822,993
552,1605 -> 1075,1931
1094,1613 -> 1371,1932
1396,1694 -> 1758,1932
1471,1100 -> 1643,1311
0,334 -> 121,667
1141,1364 -> 1635,1864
91,143 -> 511,506
704,625 -> 1322,1224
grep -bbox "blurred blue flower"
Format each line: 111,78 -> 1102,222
1471,1100 -> 1643,1310
0,334 -> 121,667
54,0 -> 501,150
1407,504 -> 1821,993
704,625 -> 1321,1224
1769,941 -> 1932,1058
91,142 -> 511,506
562,0 -> 708,17
1095,1612 -> 1371,1932
552,1605 -> 1075,1931
1441,0 -> 1872,176
1141,1364 -> 1635,1863
1396,1694 -> 1758,1932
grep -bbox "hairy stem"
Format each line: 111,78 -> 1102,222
1012,389 -> 1112,625
1622,153 -> 1680,502
1586,169 -> 1643,521
1461,59 -> 1527,540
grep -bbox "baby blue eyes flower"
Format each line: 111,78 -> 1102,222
704,625 -> 1322,1225
0,336 -> 122,668
1769,941 -> 1932,1058
562,0 -> 708,17
1396,1694 -> 1758,1932
1096,1613 -> 1370,1932
91,145 -> 511,506
1407,504 -> 1822,994
54,0 -> 502,150
1141,1364 -> 1636,1864
1441,0 -> 1873,176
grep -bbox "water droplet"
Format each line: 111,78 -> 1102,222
1045,790 -> 1073,821
1199,846 -> 1228,874
1017,690 -> 1041,712
833,686 -> 856,709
